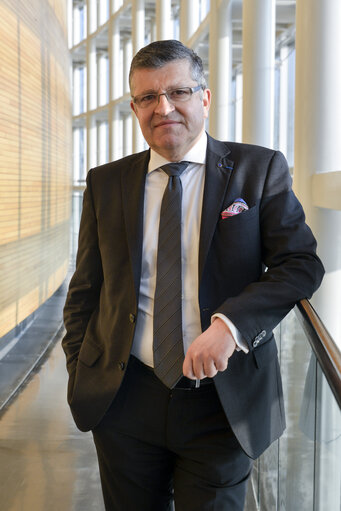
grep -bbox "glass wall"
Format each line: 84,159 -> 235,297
245,309 -> 341,510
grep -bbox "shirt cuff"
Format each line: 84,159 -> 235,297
211,313 -> 249,354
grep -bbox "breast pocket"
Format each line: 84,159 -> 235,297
212,205 -> 261,278
218,204 -> 258,233
216,204 -> 260,262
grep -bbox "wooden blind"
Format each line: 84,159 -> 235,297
0,0 -> 72,337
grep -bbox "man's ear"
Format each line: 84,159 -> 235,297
130,100 -> 137,116
203,88 -> 211,119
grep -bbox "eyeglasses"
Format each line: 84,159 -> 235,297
132,85 -> 203,109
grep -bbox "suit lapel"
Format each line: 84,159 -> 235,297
198,135 -> 234,280
121,150 -> 150,299
120,138 -> 234,299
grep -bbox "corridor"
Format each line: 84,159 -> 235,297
0,335 -> 105,511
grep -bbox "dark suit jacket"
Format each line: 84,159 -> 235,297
62,134 -> 324,459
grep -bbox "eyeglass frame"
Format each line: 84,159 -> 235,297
131,85 -> 203,109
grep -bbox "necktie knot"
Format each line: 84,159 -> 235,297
161,161 -> 189,178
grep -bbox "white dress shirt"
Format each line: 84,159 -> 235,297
131,131 -> 247,368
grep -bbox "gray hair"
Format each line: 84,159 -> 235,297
129,39 -> 207,92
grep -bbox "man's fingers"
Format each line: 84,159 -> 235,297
183,319 -> 236,379
183,352 -> 228,379
201,355 -> 228,378
192,356 -> 208,380
183,351 -> 209,380
182,354 -> 195,379
203,359 -> 218,378
214,356 -> 228,372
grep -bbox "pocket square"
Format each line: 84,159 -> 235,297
221,198 -> 249,219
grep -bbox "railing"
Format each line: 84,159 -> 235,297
296,299 -> 341,409
245,300 -> 341,511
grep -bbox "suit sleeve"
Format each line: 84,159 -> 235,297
214,151 -> 325,350
62,169 -> 103,379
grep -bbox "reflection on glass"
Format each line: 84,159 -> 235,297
315,366 -> 341,510
245,309 -> 341,511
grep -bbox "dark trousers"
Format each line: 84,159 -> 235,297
92,355 -> 252,511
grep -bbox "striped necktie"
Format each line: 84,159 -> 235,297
153,161 -> 189,388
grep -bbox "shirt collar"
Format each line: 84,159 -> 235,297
148,131 -> 207,174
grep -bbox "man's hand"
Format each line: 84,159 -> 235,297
183,318 -> 237,380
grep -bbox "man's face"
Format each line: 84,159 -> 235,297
130,59 -> 211,161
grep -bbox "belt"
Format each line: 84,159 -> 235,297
128,356 -> 214,390
174,376 -> 214,390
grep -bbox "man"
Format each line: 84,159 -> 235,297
62,40 -> 324,510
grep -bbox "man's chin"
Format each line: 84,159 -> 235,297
154,133 -> 182,151
150,137 -> 187,160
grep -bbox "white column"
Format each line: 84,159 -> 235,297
200,0 -> 210,21
80,126 -> 87,180
72,2 -> 80,46
294,2 -> 341,509
156,0 -> 172,40
87,0 -> 97,34
108,106 -> 114,161
235,72 -> 243,143
87,115 -> 97,169
242,0 -> 275,147
132,0 -> 145,153
132,0 -> 145,54
208,0 -> 232,141
150,15 -> 157,42
108,12 -> 118,162
180,0 -> 199,43
279,46 -> 290,157
73,129 -> 81,183
98,0 -> 108,26
86,37 -> 97,170
110,16 -> 121,100
117,109 -> 124,159
67,0 -> 73,47
73,67 -> 81,115
97,52 -> 109,106
123,37 -> 133,95
97,121 -> 108,165
112,0 -> 122,12
294,0 -> 341,342
123,114 -> 133,156
109,104 -> 121,161
87,38 -> 97,111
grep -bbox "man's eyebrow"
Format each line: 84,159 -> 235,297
134,89 -> 157,96
134,85 -> 188,96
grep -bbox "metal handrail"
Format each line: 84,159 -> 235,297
295,299 -> 341,409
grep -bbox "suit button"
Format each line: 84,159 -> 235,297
129,313 -> 136,323
260,330 -> 266,338
118,361 -> 125,371
253,340 -> 260,348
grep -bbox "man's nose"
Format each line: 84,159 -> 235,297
153,93 -> 175,115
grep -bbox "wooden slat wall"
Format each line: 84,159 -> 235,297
0,0 -> 72,338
